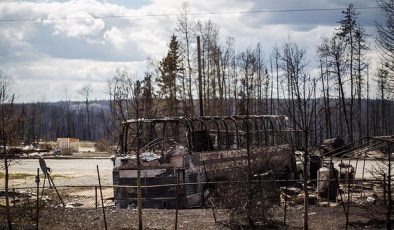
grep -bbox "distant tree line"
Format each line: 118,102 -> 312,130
12,100 -> 112,143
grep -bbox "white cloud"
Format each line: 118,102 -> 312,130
103,27 -> 126,48
48,11 -> 105,40
0,0 -> 382,102
0,57 -> 146,102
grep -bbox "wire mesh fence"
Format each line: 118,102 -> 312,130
0,176 -> 392,229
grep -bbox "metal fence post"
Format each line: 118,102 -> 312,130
327,178 -> 330,206
97,165 -> 107,230
36,168 -> 40,230
95,186 -> 98,209
210,197 -> 217,223
12,187 -> 15,204
175,168 -> 180,230
384,173 -> 387,205
284,178 -> 287,225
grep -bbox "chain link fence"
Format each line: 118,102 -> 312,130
0,176 -> 392,229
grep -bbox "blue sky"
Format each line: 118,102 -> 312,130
0,0 -> 382,102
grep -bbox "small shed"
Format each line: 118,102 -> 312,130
57,138 -> 79,152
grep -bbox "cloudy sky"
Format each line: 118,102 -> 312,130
0,0 -> 383,102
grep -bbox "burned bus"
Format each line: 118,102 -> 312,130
113,115 -> 298,209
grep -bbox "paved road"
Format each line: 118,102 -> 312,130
4,158 -> 113,187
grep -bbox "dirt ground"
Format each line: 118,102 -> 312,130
1,203 -> 390,230
8,208 -> 229,230
285,204 -> 389,229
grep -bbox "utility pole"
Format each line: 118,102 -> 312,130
387,143 -> 392,230
136,122 -> 143,230
197,36 -> 204,117
366,64 -> 369,138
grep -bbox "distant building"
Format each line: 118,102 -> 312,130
57,138 -> 79,152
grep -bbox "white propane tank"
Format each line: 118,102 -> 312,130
317,166 -> 330,195
317,164 -> 338,200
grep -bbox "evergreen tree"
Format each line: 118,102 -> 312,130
157,35 -> 183,116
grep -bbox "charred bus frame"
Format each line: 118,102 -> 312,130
113,115 -> 298,209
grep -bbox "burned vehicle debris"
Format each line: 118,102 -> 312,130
113,115 -> 298,209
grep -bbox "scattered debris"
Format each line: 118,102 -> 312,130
65,202 -> 83,208
280,187 -> 301,196
140,152 -> 160,162
338,162 -> 355,182
0,190 -> 32,198
365,196 -> 376,205
42,195 -> 51,202
322,137 -> 346,156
